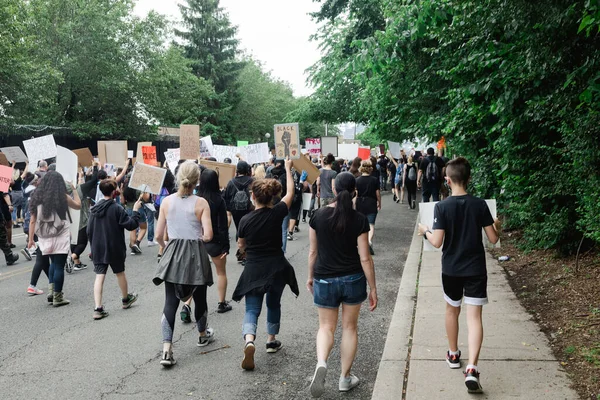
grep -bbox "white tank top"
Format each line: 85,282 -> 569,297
166,194 -> 203,240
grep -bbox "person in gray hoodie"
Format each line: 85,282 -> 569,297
87,179 -> 141,320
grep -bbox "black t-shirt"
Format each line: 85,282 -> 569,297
388,162 -> 396,179
238,201 -> 288,259
309,207 -> 370,279
432,195 -> 495,277
419,156 -> 446,183
355,175 -> 379,215
377,157 -> 389,175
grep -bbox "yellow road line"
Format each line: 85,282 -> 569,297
0,266 -> 33,281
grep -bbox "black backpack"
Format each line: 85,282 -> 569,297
231,180 -> 251,211
425,156 -> 440,182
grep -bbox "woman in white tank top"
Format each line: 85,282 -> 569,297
153,161 -> 214,367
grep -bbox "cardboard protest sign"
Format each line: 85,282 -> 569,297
420,199 -> 499,252
274,123 -> 300,159
0,153 -> 9,166
0,165 -> 13,192
0,147 -> 28,163
136,142 -> 152,159
320,136 -> 338,157
128,162 -> 167,195
338,143 -> 359,161
72,148 -> 94,168
23,135 -> 57,171
211,145 -> 239,165
142,146 -> 157,165
243,143 -> 270,165
56,146 -> 78,183
358,147 -> 371,160
180,124 -> 200,160
164,149 -> 180,173
305,138 -> 321,156
200,136 -> 213,158
387,141 -> 401,159
199,160 -> 236,189
292,155 -> 321,185
104,141 -> 128,167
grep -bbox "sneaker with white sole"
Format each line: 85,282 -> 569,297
147,241 -> 157,247
309,363 -> 327,398
266,340 -> 283,353
27,285 -> 43,296
20,248 -> 32,261
446,350 -> 461,369
122,293 -> 138,309
73,263 -> 87,271
339,374 -> 359,392
197,327 -> 215,347
464,367 -> 483,393
160,351 -> 176,367
241,341 -> 255,370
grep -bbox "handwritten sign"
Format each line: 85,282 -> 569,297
200,136 -> 213,158
0,165 -> 13,192
128,162 -> 167,195
23,135 -> 57,171
180,124 -> 200,160
136,141 -> 152,159
211,145 -> 239,165
243,142 -> 270,165
164,149 -> 180,173
320,136 -> 338,157
142,146 -> 157,165
72,148 -> 94,168
0,147 -> 28,163
305,138 -> 321,156
274,123 -> 300,159
199,160 -> 236,189
292,154 -> 321,185
56,146 -> 78,183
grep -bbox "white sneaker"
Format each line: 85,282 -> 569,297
339,374 -> 359,392
310,363 -> 327,398
147,241 -> 157,247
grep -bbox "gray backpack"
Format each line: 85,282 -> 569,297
232,182 -> 250,211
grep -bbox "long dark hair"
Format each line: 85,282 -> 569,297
29,171 -> 68,220
329,172 -> 356,233
197,169 -> 221,206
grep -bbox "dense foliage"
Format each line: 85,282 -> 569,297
309,0 -> 600,252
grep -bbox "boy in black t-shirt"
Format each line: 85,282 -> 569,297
418,157 -> 500,394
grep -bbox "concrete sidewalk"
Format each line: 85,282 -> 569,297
372,222 -> 578,399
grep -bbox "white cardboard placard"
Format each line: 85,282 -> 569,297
23,135 -> 57,171
388,141 -> 401,159
56,146 -> 78,184
337,143 -> 359,160
164,149 -> 180,173
211,145 -> 239,165
243,142 -> 270,165
0,147 -> 28,163
320,136 -> 338,157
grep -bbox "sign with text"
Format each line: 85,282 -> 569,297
180,124 -> 200,160
387,141 -> 401,159
0,147 -> 28,163
305,138 -> 321,156
243,142 -> 270,165
164,149 -> 180,173
292,155 -> 321,185
128,162 -> 167,195
56,146 -> 78,183
199,159 -> 236,189
211,145 -> 239,165
136,142 -> 152,159
72,148 -> 94,168
142,146 -> 157,165
0,165 -> 13,192
200,136 -> 213,158
23,135 -> 57,171
320,136 -> 338,157
274,123 -> 300,159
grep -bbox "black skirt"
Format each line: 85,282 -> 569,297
232,254 -> 299,302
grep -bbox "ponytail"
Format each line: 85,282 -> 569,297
328,172 -> 357,233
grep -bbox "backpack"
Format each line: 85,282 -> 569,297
232,181 -> 250,211
154,187 -> 169,208
425,157 -> 439,182
35,205 -> 71,239
407,164 -> 417,181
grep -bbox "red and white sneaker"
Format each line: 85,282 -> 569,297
27,286 -> 44,296
446,350 -> 461,369
464,367 -> 483,393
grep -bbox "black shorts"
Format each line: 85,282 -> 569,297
204,241 -> 228,258
289,201 -> 302,219
442,274 -> 488,307
94,262 -> 125,275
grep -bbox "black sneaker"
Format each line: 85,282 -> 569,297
266,340 -> 283,353
160,351 -> 176,367
20,248 -> 32,261
446,350 -> 461,369
369,244 -> 375,256
180,304 -> 192,323
6,253 -> 19,266
93,307 -> 109,320
121,293 -> 138,309
217,301 -> 232,313
464,368 -> 483,393
73,263 -> 87,271
197,327 -> 215,347
13,224 -> 21,228
302,218 -> 306,223
9,244 -> 16,249
287,232 -> 294,241
130,243 -> 142,255
294,226 -> 300,233
393,194 -> 397,202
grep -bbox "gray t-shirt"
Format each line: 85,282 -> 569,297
319,169 -> 337,199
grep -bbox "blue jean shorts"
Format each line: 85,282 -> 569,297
126,207 -> 147,224
366,213 -> 377,225
313,273 -> 368,308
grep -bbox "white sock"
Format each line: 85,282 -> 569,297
317,360 -> 327,368
449,349 -> 460,356
466,364 -> 478,372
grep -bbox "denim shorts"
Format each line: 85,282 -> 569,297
313,273 -> 367,308
366,213 -> 377,225
126,206 -> 147,223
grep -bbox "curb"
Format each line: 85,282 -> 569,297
371,217 -> 423,400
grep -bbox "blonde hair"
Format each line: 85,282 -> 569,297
177,161 -> 200,193
254,164 -> 266,180
359,160 -> 373,175
408,156 -> 414,164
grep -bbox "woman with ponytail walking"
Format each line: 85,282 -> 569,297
307,172 -> 378,397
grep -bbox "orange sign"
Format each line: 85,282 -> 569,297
142,146 -> 157,165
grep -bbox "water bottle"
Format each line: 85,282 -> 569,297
498,256 -> 510,261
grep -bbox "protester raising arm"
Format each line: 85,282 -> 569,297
280,158 -> 295,209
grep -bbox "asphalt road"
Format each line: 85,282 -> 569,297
0,191 -> 418,400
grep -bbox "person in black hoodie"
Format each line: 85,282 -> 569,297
87,179 -> 141,320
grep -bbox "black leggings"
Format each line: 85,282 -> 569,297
30,247 -> 50,286
161,282 -> 208,343
70,227 -> 88,258
406,180 -> 417,207
231,210 -> 250,240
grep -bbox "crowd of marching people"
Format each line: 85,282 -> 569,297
2,144 -> 453,397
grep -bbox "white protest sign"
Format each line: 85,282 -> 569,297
419,199 -> 499,252
128,162 -> 167,195
69,205 -> 80,245
127,150 -> 134,159
242,142 -> 270,165
305,138 -> 321,156
320,136 -> 338,157
23,135 -> 57,171
200,136 -> 214,158
0,147 -> 28,163
338,143 -> 359,161
104,164 -> 116,177
56,146 -> 78,184
164,149 -> 180,173
211,145 -> 239,165
388,141 -> 401,159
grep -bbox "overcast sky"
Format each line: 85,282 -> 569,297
134,0 -> 322,97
